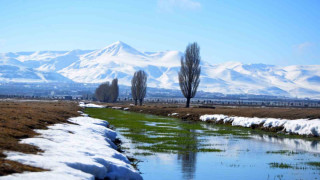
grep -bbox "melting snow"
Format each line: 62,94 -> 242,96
1,116 -> 142,180
167,113 -> 179,116
79,102 -> 105,108
200,114 -> 320,136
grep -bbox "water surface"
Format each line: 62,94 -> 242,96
85,108 -> 320,180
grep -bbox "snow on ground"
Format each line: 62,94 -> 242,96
168,113 -> 179,116
79,102 -> 105,108
1,115 -> 142,180
200,114 -> 320,136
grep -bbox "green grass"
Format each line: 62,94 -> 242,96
85,108 -> 226,154
269,162 -> 294,169
198,148 -> 224,152
266,150 -> 300,155
133,152 -> 155,156
306,162 -> 320,167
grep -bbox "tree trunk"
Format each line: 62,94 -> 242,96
186,97 -> 190,108
139,99 -> 143,106
134,99 -> 138,106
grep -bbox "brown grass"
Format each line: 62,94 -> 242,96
0,100 -> 80,176
106,102 -> 320,120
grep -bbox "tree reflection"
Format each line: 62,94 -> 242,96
177,128 -> 198,180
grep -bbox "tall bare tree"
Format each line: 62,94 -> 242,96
110,78 -> 119,102
178,42 -> 201,108
131,70 -> 147,106
131,76 -> 138,105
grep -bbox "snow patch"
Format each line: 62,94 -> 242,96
170,113 -> 179,116
79,102 -> 105,108
200,114 -> 320,136
1,116 -> 142,180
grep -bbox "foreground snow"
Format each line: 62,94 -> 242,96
1,116 -> 142,180
200,114 -> 320,136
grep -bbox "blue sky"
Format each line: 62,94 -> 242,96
0,0 -> 319,65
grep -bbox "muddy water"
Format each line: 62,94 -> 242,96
86,108 -> 320,180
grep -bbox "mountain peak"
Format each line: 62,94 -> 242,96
97,41 -> 145,57
110,40 -> 127,47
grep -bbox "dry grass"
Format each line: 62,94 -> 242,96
107,102 -> 320,120
0,100 -> 80,176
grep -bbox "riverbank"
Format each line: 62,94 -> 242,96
0,101 -> 141,179
101,103 -> 320,137
117,104 -> 320,120
0,101 -> 80,175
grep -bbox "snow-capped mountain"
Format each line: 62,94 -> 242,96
59,41 -> 182,89
0,41 -> 319,98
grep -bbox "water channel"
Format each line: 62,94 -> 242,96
85,108 -> 320,180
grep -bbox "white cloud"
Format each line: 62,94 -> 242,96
157,0 -> 201,12
294,42 -> 314,53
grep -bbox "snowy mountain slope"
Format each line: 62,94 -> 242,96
0,59 -> 72,83
59,41 -> 183,89
0,50 -> 92,82
0,41 -> 319,98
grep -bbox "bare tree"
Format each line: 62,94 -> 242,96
131,76 -> 138,105
95,78 -> 119,103
95,82 -> 111,102
110,78 -> 119,102
131,70 -> 147,106
178,42 -> 201,108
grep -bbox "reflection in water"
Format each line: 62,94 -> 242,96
252,134 -> 320,153
201,123 -> 320,154
88,109 -> 320,180
177,129 -> 197,180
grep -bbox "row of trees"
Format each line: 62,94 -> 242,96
95,78 -> 119,102
95,42 -> 201,108
94,70 -> 148,106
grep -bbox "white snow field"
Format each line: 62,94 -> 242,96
1,116 -> 142,180
200,114 -> 320,136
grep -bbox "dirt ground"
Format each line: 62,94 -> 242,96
106,102 -> 320,121
0,100 -> 80,176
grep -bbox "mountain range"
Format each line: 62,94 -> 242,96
1,41 -> 320,98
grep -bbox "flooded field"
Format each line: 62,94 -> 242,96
85,108 -> 320,180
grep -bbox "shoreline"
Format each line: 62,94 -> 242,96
0,101 -> 142,179
102,103 -> 320,138
0,101 -> 80,176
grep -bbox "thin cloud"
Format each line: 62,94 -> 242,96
294,42 -> 314,53
157,0 -> 201,12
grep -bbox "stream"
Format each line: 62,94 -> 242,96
85,108 -> 320,180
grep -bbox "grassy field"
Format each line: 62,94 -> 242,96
85,108 -> 231,154
0,100 -> 80,175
